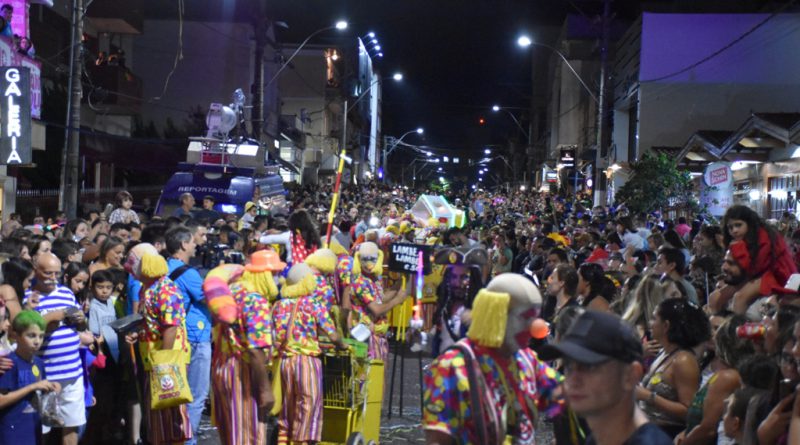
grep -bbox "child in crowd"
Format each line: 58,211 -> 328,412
88,269 -> 117,341
0,310 -> 61,445
64,261 -> 90,313
78,330 -> 105,441
723,387 -> 759,445
86,269 -> 118,442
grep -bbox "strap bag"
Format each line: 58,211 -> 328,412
149,348 -> 193,410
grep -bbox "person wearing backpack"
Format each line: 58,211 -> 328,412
165,226 -> 209,445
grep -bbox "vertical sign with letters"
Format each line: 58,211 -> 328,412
0,67 -> 31,165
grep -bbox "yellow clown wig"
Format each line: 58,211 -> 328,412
241,270 -> 279,301
467,273 -> 542,348
354,241 -> 383,278
466,290 -> 511,348
304,248 -> 337,275
280,263 -> 318,299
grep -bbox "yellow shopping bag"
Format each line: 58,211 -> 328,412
149,349 -> 193,410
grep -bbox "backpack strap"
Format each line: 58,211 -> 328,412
169,264 -> 192,282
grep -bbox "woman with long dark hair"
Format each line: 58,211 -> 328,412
259,209 -> 321,265
721,205 -> 797,313
0,257 -> 34,320
62,261 -> 90,312
663,229 -> 690,266
577,262 -> 614,312
636,299 -> 710,438
431,250 -> 485,356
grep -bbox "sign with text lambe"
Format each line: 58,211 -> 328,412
0,67 -> 30,165
388,243 -> 432,274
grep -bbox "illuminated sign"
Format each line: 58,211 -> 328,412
0,66 -> 30,164
559,148 -> 576,168
0,36 -> 40,118
546,171 -> 558,183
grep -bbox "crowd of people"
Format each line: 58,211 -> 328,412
0,183 -> 799,445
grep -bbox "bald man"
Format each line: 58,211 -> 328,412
423,273 -> 563,445
26,253 -> 87,445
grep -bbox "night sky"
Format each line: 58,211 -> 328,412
143,0 -> 781,162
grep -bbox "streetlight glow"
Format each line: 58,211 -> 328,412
377,53 -> 384,57
416,127 -> 424,134
393,73 -> 403,81
492,105 -> 500,112
517,35 -> 532,48
374,45 -> 381,51
367,32 -> 375,38
484,149 -> 491,154
335,21 -> 348,30
426,151 -> 432,156
372,39 -> 378,44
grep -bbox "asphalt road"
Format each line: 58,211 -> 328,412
197,343 -> 553,444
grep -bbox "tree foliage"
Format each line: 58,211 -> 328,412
614,153 -> 698,215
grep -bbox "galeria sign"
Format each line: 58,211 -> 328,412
0,67 -> 30,165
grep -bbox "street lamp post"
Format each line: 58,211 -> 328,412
342,73 -> 403,181
383,127 -> 423,183
517,36 -> 598,103
266,20 -> 348,89
491,105 -> 530,140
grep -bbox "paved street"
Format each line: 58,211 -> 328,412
197,344 -> 553,444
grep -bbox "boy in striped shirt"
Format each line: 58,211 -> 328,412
26,253 -> 87,445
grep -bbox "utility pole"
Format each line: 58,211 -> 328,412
251,0 -> 267,142
59,0 -> 84,218
594,0 -> 613,207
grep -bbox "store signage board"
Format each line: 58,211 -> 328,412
0,66 -> 30,165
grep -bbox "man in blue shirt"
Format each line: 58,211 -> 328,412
165,226 -> 209,445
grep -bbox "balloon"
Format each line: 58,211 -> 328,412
529,318 -> 550,340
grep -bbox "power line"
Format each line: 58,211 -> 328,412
641,0 -> 798,82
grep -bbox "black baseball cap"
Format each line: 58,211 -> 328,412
539,311 -> 643,364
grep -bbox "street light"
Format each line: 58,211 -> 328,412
484,149 -> 491,154
266,21 -> 349,88
491,104 -> 530,140
342,72 -> 403,182
383,126 -> 425,182
517,34 -> 598,103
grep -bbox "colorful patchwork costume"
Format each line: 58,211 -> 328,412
271,263 -> 339,444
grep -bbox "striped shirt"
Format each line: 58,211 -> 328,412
25,285 -> 82,383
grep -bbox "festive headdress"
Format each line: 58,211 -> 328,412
305,248 -> 337,274
467,273 -> 542,348
355,241 -> 384,277
433,246 -> 488,268
203,264 -> 246,324
280,263 -> 318,299
124,243 -> 167,281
